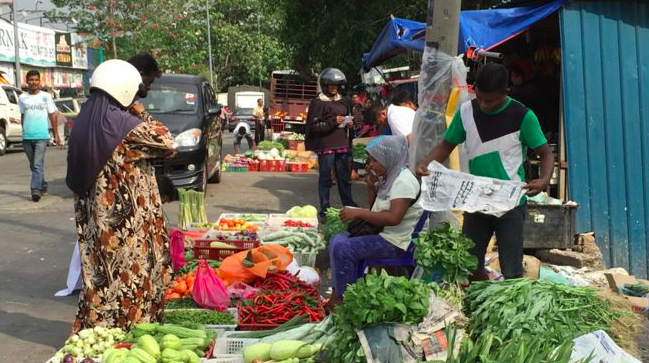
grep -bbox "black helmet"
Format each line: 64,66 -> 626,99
319,68 -> 347,91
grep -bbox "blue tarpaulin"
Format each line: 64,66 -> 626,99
362,0 -> 565,71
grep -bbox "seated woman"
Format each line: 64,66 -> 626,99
327,135 -> 422,308
356,106 -> 381,138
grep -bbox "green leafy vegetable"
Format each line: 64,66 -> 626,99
351,144 -> 368,160
326,270 -> 430,363
177,188 -> 208,230
163,309 -> 236,326
165,297 -> 199,310
323,207 -> 347,242
414,223 -> 477,284
465,279 -> 625,349
258,141 -> 285,151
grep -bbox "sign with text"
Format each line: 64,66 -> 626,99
0,22 -> 55,67
55,33 -> 72,67
71,33 -> 88,70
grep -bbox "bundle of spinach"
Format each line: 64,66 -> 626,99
430,326 -> 593,363
414,223 -> 477,284
323,207 -> 347,242
465,279 -> 623,348
327,270 -> 430,363
163,309 -> 236,325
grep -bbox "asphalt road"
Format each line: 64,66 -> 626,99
0,133 -> 367,363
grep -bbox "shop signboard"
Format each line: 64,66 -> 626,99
54,69 -> 83,88
55,33 -> 72,67
71,33 -> 88,70
0,63 -> 15,85
20,67 -> 53,88
0,22 -> 56,67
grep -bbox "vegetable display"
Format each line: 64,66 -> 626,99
164,272 -> 196,301
243,340 -> 320,363
258,141 -> 285,151
164,297 -> 199,310
414,222 -> 477,284
54,327 -> 126,360
163,309 -> 236,326
253,271 -> 320,299
327,270 -> 430,363
177,252 -> 220,276
430,327 -> 593,363
323,207 -> 347,242
288,133 -> 305,141
215,218 -> 261,232
239,290 -> 325,327
261,229 -> 325,253
123,322 -> 216,360
283,220 -> 314,228
465,279 -> 625,349
177,188 -> 207,230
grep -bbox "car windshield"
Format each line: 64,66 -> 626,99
234,108 -> 253,116
141,83 -> 199,114
55,100 -> 75,113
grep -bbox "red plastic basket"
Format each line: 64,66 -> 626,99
192,239 -> 259,261
298,163 -> 309,172
247,161 -> 258,171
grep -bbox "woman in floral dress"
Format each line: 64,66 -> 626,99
66,58 -> 176,332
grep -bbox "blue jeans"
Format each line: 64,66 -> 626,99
317,152 -> 356,216
23,139 -> 48,192
329,232 -> 403,298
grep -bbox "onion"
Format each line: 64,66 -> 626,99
62,354 -> 76,363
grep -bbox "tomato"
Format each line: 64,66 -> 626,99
174,281 -> 187,294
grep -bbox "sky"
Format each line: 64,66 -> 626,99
5,0 -> 71,31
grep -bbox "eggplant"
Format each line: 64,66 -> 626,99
62,354 -> 76,363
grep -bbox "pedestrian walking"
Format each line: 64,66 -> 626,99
66,59 -> 176,332
18,70 -> 60,202
253,98 -> 266,144
416,63 -> 553,280
305,68 -> 357,220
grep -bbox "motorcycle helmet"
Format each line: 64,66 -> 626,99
90,59 -> 147,108
319,68 -> 347,94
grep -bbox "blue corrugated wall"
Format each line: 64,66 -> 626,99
560,1 -> 649,278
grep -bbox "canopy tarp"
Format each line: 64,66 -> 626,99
361,0 -> 565,71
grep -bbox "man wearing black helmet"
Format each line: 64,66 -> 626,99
306,68 -> 357,220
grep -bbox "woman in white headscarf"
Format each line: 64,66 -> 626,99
327,135 -> 422,307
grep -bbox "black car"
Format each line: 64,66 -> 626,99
229,108 -> 256,132
141,74 -> 223,191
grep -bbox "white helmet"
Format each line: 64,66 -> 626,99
90,59 -> 146,108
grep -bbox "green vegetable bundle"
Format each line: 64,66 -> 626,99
327,270 -> 430,363
351,144 -> 368,160
178,188 -> 208,230
323,207 -> 347,242
465,279 -> 623,349
258,141 -> 285,151
163,309 -> 236,326
430,327 -> 593,363
414,223 -> 477,284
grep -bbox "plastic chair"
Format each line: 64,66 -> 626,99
356,210 -> 431,279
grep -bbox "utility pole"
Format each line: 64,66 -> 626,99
110,2 -> 117,59
11,0 -> 20,88
425,0 -> 461,53
206,0 -> 214,87
257,14 -> 261,90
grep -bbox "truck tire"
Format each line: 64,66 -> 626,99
0,126 -> 6,156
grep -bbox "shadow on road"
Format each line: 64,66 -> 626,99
0,309 -> 71,348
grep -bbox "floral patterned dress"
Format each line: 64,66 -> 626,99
73,111 -> 176,332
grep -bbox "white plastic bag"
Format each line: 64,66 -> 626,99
570,330 -> 642,363
55,241 -> 82,296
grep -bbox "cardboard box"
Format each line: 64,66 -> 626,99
604,273 -> 649,312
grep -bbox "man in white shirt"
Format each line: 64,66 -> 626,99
387,89 -> 417,139
233,122 -> 255,154
18,70 -> 60,202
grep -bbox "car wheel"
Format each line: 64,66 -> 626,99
208,148 -> 222,184
0,127 -> 6,156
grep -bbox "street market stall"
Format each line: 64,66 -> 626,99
222,135 -> 317,173
49,197 -> 648,363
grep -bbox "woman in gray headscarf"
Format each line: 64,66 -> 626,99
327,135 -> 422,308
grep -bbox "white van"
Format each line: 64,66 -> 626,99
0,85 -> 23,155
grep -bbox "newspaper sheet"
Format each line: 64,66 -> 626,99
419,161 -> 526,216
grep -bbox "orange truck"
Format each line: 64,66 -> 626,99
269,70 -> 318,133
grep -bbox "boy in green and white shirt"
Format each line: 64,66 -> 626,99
416,63 -> 554,279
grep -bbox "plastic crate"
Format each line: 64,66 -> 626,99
193,239 -> 259,261
292,251 -> 317,267
206,357 -> 244,363
213,330 -> 261,357
523,204 -> 578,249
218,214 -> 268,223
238,322 -> 281,331
267,214 -> 318,228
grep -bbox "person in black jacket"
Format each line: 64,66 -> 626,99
306,68 -> 357,219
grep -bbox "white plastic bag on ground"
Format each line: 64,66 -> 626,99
55,241 -> 82,296
570,330 -> 642,363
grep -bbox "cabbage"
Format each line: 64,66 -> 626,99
299,205 -> 318,218
270,148 -> 280,157
286,206 -> 302,218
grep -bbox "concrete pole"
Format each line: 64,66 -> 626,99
206,0 -> 214,87
11,0 -> 20,87
425,0 -> 461,54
